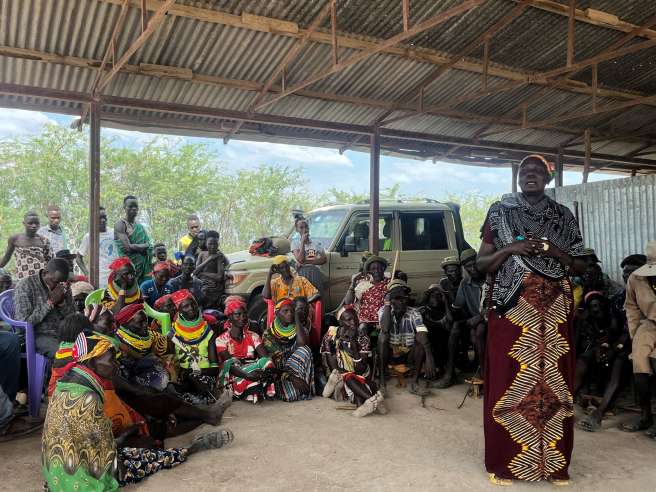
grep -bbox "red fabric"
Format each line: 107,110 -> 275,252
152,261 -> 170,274
358,278 -> 389,323
170,288 -> 193,308
484,273 -> 575,481
115,303 -> 144,325
109,257 -> 132,272
215,329 -> 262,359
274,298 -> 293,311
225,298 -> 247,316
153,294 -> 172,310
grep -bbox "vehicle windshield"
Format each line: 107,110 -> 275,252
289,209 -> 346,249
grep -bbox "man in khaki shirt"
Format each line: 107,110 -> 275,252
622,241 -> 656,435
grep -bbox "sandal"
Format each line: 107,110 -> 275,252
190,428 -> 234,454
576,414 -> 601,432
644,424 -> 656,438
408,382 -> 430,397
0,416 -> 43,443
488,473 -> 512,486
550,479 -> 570,487
619,418 -> 653,432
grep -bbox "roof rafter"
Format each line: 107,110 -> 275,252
224,0 -> 335,143
253,0 -> 486,111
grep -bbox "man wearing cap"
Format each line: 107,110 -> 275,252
70,281 -> 95,313
379,280 -> 436,395
418,284 -> 450,372
55,249 -> 78,281
439,256 -> 463,308
621,242 -> 656,436
164,256 -> 204,306
576,248 -> 623,299
263,255 -> 319,305
435,249 -> 485,389
343,256 -> 390,335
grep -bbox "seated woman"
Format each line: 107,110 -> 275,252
262,298 -> 314,402
42,332 -> 233,491
321,306 -> 386,417
216,298 -> 275,403
102,257 -> 143,314
169,289 -> 222,405
263,256 -> 319,305
574,291 -> 629,432
115,303 -> 172,393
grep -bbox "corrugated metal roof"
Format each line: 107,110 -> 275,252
0,0 -> 655,172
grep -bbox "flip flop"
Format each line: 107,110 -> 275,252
488,473 -> 512,486
576,414 -> 601,432
408,382 -> 430,397
619,418 -> 653,432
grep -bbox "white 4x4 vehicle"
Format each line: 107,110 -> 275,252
225,199 -> 470,324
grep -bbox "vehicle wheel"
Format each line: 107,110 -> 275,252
248,295 -> 268,329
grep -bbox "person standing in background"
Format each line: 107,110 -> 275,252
77,206 -> 116,288
0,211 -> 52,280
37,205 -> 67,256
178,214 -> 201,257
114,196 -> 153,285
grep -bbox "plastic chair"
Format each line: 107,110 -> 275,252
144,303 -> 171,336
0,289 -> 49,417
265,298 -> 323,349
85,288 -> 104,307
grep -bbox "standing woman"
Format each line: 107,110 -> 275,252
476,155 -> 586,485
292,216 -> 326,293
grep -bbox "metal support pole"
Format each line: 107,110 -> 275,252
89,100 -> 101,287
369,128 -> 381,254
511,164 -> 519,193
583,128 -> 591,183
556,149 -> 564,187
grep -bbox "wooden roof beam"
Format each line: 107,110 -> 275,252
254,0 -> 486,111
96,0 -> 177,93
99,0 -> 655,106
224,0 -> 335,143
515,0 -> 656,40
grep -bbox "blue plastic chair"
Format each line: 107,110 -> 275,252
0,289 -> 49,417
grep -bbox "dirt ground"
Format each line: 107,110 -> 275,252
4,383 -> 655,492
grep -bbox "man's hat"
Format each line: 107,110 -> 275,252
633,242 -> 656,277
441,256 -> 460,269
55,249 -> 77,260
387,279 -> 411,299
580,248 -> 600,263
459,248 -> 477,265
620,254 -> 647,269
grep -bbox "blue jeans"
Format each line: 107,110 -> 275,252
0,332 -> 20,428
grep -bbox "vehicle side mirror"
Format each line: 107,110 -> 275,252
341,237 -> 356,257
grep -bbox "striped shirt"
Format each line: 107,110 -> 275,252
378,306 -> 426,348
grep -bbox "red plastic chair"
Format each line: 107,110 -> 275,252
0,289 -> 49,417
265,298 -> 322,349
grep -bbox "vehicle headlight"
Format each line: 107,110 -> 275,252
226,271 -> 248,287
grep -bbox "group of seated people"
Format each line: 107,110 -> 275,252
1,201 -> 656,489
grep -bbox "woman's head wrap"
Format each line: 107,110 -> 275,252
584,290 -> 606,307
274,298 -> 293,312
225,297 -> 247,317
114,303 -> 144,326
154,294 -> 173,310
170,289 -> 194,308
337,304 -> 357,322
272,255 -> 289,266
73,332 -> 114,363
152,261 -> 171,275
519,154 -> 556,179
109,257 -> 133,272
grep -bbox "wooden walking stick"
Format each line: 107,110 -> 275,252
391,249 -> 400,278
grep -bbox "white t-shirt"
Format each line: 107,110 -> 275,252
78,230 -> 115,286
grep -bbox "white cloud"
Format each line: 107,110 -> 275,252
225,141 -> 354,168
102,127 -> 184,147
0,108 -> 58,137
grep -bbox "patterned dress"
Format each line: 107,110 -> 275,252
482,193 -> 584,482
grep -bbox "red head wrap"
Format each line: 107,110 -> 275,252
170,289 -> 193,308
154,294 -> 173,310
224,297 -> 247,317
274,298 -> 293,312
114,303 -> 144,326
152,261 -> 171,275
109,257 -> 133,272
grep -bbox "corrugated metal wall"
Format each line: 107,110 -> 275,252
547,176 -> 656,282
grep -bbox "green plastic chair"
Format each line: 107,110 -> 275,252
85,288 -> 104,307
144,303 -> 171,336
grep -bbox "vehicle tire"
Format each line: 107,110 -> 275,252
248,295 -> 268,329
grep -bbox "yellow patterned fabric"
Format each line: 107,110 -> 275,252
42,379 -> 118,491
487,272 -> 575,482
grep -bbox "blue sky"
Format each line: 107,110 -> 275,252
0,107 -> 618,200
